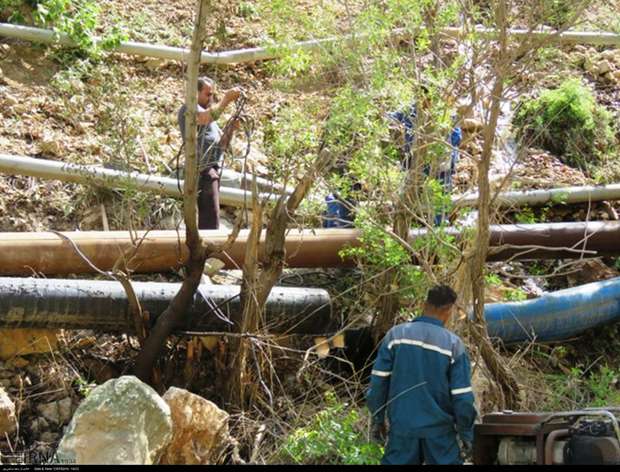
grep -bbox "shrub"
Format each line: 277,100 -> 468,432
279,392 -> 383,465
543,364 -> 620,411
514,78 -> 616,173
587,365 -> 620,408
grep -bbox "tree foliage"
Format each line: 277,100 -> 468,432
259,0 -> 466,321
3,0 -> 126,59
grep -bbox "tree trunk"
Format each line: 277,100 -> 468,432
226,150 -> 334,409
467,0 -> 520,410
373,96 -> 431,344
134,0 -> 210,383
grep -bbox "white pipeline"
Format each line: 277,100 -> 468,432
1,23 -> 618,66
220,167 -> 290,195
0,22 -> 392,63
454,183 -> 620,208
0,153 -> 280,207
4,154 -> 620,210
442,26 -> 620,47
0,23 -> 289,64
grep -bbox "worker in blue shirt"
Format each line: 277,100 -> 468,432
387,101 -> 462,225
367,285 -> 477,465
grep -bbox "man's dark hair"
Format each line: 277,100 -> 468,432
197,77 -> 215,91
426,285 -> 457,308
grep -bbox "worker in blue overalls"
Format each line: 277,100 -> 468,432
388,102 -> 462,225
367,285 -> 477,465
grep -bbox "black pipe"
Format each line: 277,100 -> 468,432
0,277 -> 332,334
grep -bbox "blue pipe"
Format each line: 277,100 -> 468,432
483,277 -> 620,345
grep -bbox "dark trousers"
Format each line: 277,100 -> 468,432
381,431 -> 463,465
198,167 -> 220,230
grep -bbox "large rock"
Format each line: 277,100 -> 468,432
54,376 -> 172,465
159,387 -> 230,465
0,387 -> 17,436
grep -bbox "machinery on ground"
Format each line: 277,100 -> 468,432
474,408 -> 620,465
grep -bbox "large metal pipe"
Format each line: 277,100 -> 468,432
3,275 -> 620,344
9,153 -> 616,211
442,26 -> 620,47
0,22 -> 333,65
455,183 -> 620,208
484,277 -> 620,344
218,168 -> 292,195
1,23 -> 619,66
0,228 -> 354,275
7,151 -> 619,211
1,221 -> 619,276
0,277 -> 332,334
0,154 -> 283,207
486,221 -> 620,261
4,153 -> 617,211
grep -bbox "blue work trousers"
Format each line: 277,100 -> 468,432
381,431 -> 463,465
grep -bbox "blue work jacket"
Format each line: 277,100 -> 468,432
367,316 -> 477,441
387,104 -> 462,180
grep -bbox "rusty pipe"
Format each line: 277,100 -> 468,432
544,429 -> 570,465
0,228 -> 360,275
1,221 -> 619,276
486,221 -> 620,261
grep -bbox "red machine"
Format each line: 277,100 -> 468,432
474,408 -> 620,465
